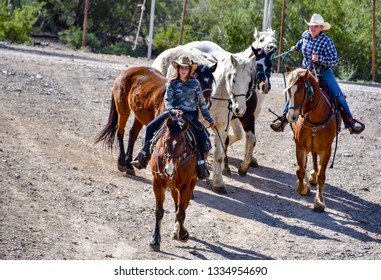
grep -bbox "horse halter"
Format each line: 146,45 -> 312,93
288,79 -> 315,111
162,141 -> 186,179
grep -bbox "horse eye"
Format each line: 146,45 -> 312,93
260,38 -> 264,42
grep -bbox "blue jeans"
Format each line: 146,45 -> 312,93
280,68 -> 353,127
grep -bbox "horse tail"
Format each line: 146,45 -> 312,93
94,94 -> 118,150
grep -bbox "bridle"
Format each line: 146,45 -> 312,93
288,77 -> 335,127
152,120 -> 195,180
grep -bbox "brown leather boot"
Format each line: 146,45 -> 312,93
270,115 -> 288,132
348,118 -> 365,135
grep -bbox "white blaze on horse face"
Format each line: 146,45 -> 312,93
165,139 -> 178,177
288,85 -> 299,123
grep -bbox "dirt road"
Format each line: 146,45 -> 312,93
1,42 -> 380,260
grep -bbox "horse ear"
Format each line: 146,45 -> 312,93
230,55 -> 238,67
211,62 -> 218,72
254,28 -> 259,40
251,46 -> 259,57
284,66 -> 293,74
303,69 -> 309,79
167,116 -> 173,127
181,121 -> 189,131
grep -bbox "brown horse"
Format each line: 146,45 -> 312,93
285,68 -> 340,212
94,65 -> 215,174
149,115 -> 197,250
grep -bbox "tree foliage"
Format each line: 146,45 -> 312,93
0,0 -> 379,82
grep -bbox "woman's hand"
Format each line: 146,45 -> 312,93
170,109 -> 183,116
312,52 -> 319,63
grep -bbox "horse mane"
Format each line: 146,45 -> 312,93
286,68 -> 318,89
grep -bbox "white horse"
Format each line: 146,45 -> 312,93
184,28 -> 277,193
152,45 -> 217,78
154,43 -> 256,193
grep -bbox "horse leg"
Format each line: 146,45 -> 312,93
212,129 -> 228,194
223,118 -> 243,175
295,146 -> 310,196
125,119 -> 144,175
222,140 -> 231,175
309,151 -> 318,186
150,180 -> 167,251
237,115 -> 257,177
171,184 -> 192,242
116,132 -> 127,172
114,93 -> 131,173
313,150 -> 331,212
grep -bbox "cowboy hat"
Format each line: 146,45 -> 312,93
172,56 -> 198,72
304,14 -> 331,31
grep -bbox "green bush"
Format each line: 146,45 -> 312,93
0,2 -> 42,43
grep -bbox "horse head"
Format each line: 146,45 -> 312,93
223,54 -> 254,117
194,62 -> 217,104
252,28 -> 278,54
286,69 -> 319,123
161,116 -> 190,179
251,46 -> 274,94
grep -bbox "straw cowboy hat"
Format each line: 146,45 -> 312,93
172,56 -> 198,72
304,14 -> 331,31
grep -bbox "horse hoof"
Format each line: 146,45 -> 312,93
118,164 -> 127,172
312,205 -> 325,213
222,168 -> 231,176
238,167 -> 248,177
172,231 -> 189,243
297,188 -> 310,196
249,158 -> 259,168
149,242 -> 161,252
296,181 -> 310,196
179,233 -> 189,242
213,185 -> 227,194
125,168 -> 135,176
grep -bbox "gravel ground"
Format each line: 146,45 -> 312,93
0,42 -> 380,261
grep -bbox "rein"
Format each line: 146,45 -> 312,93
271,50 -> 292,87
151,118 -> 195,180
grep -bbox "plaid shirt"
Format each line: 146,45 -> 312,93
164,77 -> 214,123
294,30 -> 339,70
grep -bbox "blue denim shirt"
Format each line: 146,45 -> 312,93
164,77 -> 214,124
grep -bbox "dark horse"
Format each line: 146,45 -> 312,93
149,115 -> 197,250
286,68 -> 340,212
94,65 -> 215,175
223,47 -> 275,176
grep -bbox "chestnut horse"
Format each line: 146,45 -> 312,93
149,115 -> 197,250
94,65 -> 215,175
285,68 -> 340,212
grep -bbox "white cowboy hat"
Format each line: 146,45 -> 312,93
304,14 -> 331,31
172,56 -> 198,72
